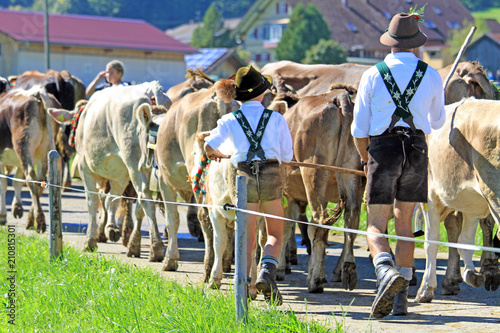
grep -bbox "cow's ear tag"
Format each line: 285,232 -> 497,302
57,114 -> 65,122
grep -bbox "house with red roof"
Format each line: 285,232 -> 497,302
0,9 -> 197,89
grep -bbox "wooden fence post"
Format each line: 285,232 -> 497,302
234,175 -> 248,323
48,150 -> 63,261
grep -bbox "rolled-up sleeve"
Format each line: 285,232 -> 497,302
351,71 -> 372,138
428,71 -> 446,130
204,117 -> 230,150
279,116 -> 293,163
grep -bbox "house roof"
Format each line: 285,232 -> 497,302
167,18 -> 242,44
185,48 -> 245,73
235,0 -> 473,52
0,9 -> 197,54
468,33 -> 500,49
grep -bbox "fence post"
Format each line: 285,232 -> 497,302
48,150 -> 63,261
234,175 -> 248,322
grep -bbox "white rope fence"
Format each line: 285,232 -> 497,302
1,172 -> 500,254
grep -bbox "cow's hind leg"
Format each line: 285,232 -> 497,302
442,212 -> 463,295
208,209 -> 228,289
458,214 -> 484,288
12,168 -> 24,219
102,180 -> 129,243
0,170 -> 7,225
222,223 -> 234,273
97,186 -> 108,242
159,182 -> 179,269
199,206 -> 214,282
80,166 -> 100,252
187,196 -> 203,242
480,216 -> 500,292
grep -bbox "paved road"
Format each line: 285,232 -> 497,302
5,180 -> 500,332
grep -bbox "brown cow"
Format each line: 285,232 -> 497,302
155,83 -> 239,276
0,86 -> 61,231
166,68 -> 215,103
281,84 -> 364,292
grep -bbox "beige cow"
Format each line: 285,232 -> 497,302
415,99 -> 500,303
48,82 -> 170,261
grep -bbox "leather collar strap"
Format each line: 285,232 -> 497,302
375,60 -> 428,131
232,109 -> 273,164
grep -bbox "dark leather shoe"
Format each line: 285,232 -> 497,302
256,262 -> 283,305
393,280 -> 410,316
372,261 -> 405,319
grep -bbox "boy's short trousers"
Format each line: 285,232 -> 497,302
366,127 -> 428,205
234,160 -> 282,203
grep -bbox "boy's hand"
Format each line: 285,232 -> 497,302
204,143 -> 230,162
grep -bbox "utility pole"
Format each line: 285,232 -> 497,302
44,0 -> 50,71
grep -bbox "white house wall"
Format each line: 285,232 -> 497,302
17,50 -> 187,90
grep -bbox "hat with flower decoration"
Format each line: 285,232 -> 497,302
380,5 -> 428,49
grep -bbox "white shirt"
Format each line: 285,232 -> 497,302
351,52 -> 446,138
205,100 -> 293,167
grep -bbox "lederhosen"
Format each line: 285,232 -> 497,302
366,61 -> 429,204
232,109 -> 282,203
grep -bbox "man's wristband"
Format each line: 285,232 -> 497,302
361,160 -> 368,166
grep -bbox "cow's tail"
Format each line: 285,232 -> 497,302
38,88 -> 61,152
190,132 -> 211,195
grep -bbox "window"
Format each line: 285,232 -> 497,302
447,21 -> 460,29
346,22 -> 358,32
383,11 -> 391,20
276,2 -> 288,15
264,53 -> 271,62
433,7 -> 442,15
265,24 -> 283,43
424,21 -> 437,29
255,54 -> 262,62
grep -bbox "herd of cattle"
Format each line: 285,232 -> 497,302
0,60 -> 499,305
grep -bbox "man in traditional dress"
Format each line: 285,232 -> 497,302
351,9 -> 446,318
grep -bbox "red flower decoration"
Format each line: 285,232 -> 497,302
414,15 -> 419,20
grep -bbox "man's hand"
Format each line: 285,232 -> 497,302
204,143 -> 230,162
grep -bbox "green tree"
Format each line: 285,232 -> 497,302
303,39 -> 347,65
460,0 -> 500,11
443,19 -> 489,65
191,2 -> 235,48
275,2 -> 331,63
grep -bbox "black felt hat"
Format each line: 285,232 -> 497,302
234,65 -> 273,101
380,13 -> 427,49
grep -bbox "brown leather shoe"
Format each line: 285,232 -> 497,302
372,260 -> 405,319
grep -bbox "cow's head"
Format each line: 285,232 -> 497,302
330,84 -> 357,117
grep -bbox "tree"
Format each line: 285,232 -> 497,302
191,2 -> 235,48
443,19 -> 489,65
303,39 -> 347,65
274,2 -> 331,63
460,0 -> 500,11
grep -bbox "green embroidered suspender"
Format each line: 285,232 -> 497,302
232,109 -> 273,163
375,60 -> 428,131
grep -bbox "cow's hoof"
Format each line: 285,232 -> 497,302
63,180 -> 72,192
249,285 -> 258,300
0,214 -> 6,225
307,278 -> 324,293
341,262 -> 357,291
162,259 -> 178,271
481,262 -> 500,292
208,278 -> 222,289
223,263 -> 232,274
122,227 -> 133,247
441,278 -> 461,295
13,202 -> 23,219
285,264 -> 292,275
332,267 -> 342,282
35,214 -> 46,233
26,210 -> 35,230
105,225 -> 121,243
415,288 -> 435,303
149,251 -> 164,263
276,268 -> 286,281
464,268 -> 484,288
127,244 -> 141,258
97,233 -> 107,243
290,249 -> 298,265
83,239 -> 98,252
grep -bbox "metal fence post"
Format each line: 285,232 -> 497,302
234,175 -> 248,322
48,150 -> 63,261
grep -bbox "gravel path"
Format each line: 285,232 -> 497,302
6,180 -> 500,332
